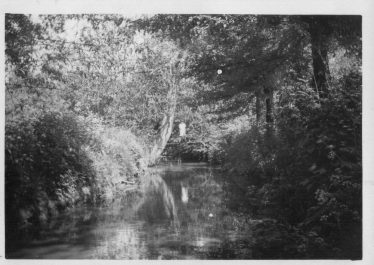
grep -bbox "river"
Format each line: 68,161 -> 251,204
7,162 -> 256,259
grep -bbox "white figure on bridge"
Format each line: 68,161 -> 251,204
178,122 -> 186,137
181,185 -> 189,203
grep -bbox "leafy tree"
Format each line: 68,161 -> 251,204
5,14 -> 42,78
297,15 -> 361,98
15,15 -> 196,163
138,15 -> 310,125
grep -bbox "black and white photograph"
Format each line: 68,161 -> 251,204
2,0 -> 373,262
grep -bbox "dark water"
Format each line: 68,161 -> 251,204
7,162 -> 255,259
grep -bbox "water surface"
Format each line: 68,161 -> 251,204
8,162 -> 254,259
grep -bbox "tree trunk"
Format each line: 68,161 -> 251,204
307,17 -> 331,98
256,87 -> 273,125
148,112 -> 175,165
264,87 -> 274,139
265,98 -> 273,123
148,64 -> 177,165
265,88 -> 274,123
255,93 -> 262,125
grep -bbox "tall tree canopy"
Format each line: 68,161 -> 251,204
138,15 -> 361,123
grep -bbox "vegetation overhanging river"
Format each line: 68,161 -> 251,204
4,14 -> 362,260
7,162 -> 263,259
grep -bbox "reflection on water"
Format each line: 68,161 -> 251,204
7,163 -> 254,259
136,173 -> 179,225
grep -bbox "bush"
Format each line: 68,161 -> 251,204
5,113 -> 146,235
5,111 -> 147,250
222,72 -> 362,258
86,126 -> 147,203
5,112 -> 97,243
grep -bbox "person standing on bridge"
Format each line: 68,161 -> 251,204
177,122 -> 186,164
178,122 -> 186,137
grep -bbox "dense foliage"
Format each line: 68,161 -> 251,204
5,15 -> 149,248
139,14 -> 362,258
223,73 -> 361,258
5,14 -> 361,259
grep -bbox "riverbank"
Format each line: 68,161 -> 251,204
5,112 -> 148,254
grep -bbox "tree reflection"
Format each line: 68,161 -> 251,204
135,172 -> 179,226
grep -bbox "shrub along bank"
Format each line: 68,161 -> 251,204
5,112 -> 146,248
222,74 -> 362,258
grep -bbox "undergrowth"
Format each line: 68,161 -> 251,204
5,112 -> 147,248
222,73 -> 362,259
